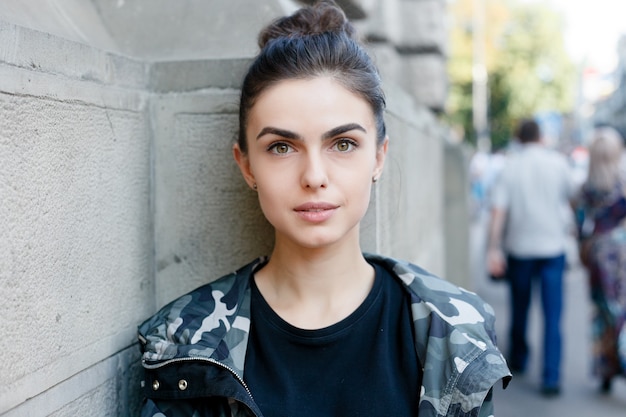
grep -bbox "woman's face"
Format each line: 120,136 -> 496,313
234,76 -> 387,250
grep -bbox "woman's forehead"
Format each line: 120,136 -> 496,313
250,77 -> 374,122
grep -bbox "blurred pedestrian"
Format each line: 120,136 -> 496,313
487,118 -> 576,397
574,126 -> 626,394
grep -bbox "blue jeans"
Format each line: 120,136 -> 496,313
506,254 -> 565,388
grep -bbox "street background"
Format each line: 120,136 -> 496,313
471,211 -> 626,416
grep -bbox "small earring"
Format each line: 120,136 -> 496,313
372,177 -> 378,183
253,183 -> 257,190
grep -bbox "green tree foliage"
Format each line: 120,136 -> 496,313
446,0 -> 576,149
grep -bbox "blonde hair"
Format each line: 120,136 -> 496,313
586,126 -> 625,191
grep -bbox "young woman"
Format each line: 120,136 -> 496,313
137,2 -> 511,416
575,127 -> 626,394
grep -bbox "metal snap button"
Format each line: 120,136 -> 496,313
178,379 -> 188,391
152,380 -> 160,391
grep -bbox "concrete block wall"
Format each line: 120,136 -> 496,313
150,65 -> 275,307
374,82 -> 446,273
357,0 -> 448,112
0,20 -> 151,416
0,0 -> 466,414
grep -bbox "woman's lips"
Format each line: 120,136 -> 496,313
294,202 -> 338,223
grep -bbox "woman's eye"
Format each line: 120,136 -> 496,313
268,142 -> 292,154
334,139 -> 356,152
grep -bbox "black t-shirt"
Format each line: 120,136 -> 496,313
244,263 -> 421,417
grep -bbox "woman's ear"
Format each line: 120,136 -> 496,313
233,143 -> 256,189
373,136 -> 389,181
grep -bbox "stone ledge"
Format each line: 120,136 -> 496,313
0,329 -> 139,414
1,345 -> 141,416
0,19 -> 147,90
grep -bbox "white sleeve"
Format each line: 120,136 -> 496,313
489,169 -> 508,210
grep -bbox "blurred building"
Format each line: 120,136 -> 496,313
586,35 -> 626,141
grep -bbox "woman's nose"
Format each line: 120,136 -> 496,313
300,151 -> 328,189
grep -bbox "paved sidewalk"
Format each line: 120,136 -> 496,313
470,212 -> 626,417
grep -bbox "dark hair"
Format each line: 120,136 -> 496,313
238,1 -> 386,153
516,119 -> 540,143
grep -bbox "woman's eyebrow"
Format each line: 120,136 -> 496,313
256,123 -> 366,141
256,127 -> 301,140
322,123 -> 366,140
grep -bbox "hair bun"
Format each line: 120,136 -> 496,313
258,1 -> 355,48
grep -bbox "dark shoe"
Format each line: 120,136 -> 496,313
540,386 -> 561,398
600,378 -> 612,394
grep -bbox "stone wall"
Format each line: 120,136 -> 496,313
0,1 -> 465,415
0,20 -> 151,416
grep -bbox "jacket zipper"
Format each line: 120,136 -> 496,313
142,356 -> 256,403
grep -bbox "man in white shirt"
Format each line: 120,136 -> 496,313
487,119 -> 575,397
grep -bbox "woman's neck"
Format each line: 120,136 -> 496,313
254,240 -> 375,329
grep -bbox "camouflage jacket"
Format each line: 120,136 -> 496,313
138,254 -> 511,417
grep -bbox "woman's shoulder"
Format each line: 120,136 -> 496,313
366,253 -> 499,345
367,254 -> 511,401
367,253 -> 488,308
137,257 -> 266,351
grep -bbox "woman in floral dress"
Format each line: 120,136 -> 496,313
576,126 -> 626,393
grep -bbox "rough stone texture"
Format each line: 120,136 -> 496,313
0,24 -> 153,413
0,0 -> 465,415
394,0 -> 447,54
378,82 -> 446,274
152,88 -> 275,307
355,0 -> 401,43
357,0 -> 448,111
2,346 -> 142,417
399,53 -> 449,112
